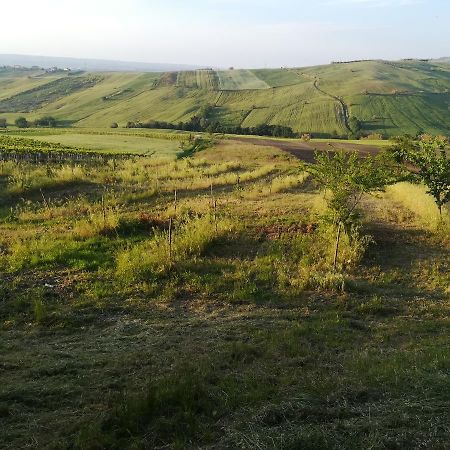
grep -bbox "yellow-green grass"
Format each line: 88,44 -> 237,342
0,71 -> 62,101
10,132 -> 182,155
385,182 -> 450,229
0,60 -> 449,138
216,69 -> 270,90
176,70 -> 219,90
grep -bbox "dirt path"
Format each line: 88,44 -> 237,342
230,137 -> 383,163
312,78 -> 351,133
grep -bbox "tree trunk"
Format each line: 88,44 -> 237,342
333,222 -> 342,272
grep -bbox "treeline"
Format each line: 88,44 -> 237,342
0,116 -> 59,128
125,116 -> 297,138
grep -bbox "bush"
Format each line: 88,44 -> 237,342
110,122 -> 118,129
15,117 -> 28,128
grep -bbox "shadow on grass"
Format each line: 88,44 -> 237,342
0,180 -> 101,207
349,223 -> 448,298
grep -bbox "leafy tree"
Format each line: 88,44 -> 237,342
110,122 -> 118,129
349,116 -> 361,132
35,116 -> 57,127
307,150 -> 393,270
389,135 -> 450,218
15,117 -> 28,128
0,118 -> 6,128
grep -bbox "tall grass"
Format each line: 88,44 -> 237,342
386,182 -> 449,229
243,172 -> 309,199
116,215 -> 234,284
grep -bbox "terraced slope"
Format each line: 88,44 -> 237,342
0,60 -> 448,136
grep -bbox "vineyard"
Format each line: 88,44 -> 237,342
0,135 -> 147,163
176,70 -> 219,90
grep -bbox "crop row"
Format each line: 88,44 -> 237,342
0,136 -> 143,163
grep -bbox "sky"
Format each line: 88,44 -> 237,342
2,0 -> 449,68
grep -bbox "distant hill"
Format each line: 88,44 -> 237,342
432,57 -> 450,64
0,54 -> 202,72
0,59 -> 449,137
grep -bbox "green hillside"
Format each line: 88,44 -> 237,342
0,60 -> 449,137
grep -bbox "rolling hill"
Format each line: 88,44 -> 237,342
0,54 -> 202,72
0,59 -> 449,137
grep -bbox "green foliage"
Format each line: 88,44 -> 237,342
389,135 -> 450,216
34,116 -> 57,127
177,135 -> 214,159
15,116 -> 28,128
307,150 -> 393,269
307,150 -> 393,225
348,115 -> 361,133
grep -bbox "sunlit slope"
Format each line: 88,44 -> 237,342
0,60 -> 448,136
0,69 -> 62,101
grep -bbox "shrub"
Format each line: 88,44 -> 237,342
15,117 -> 28,128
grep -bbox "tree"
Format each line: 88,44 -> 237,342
110,122 -> 118,128
389,135 -> 450,218
348,116 -> 362,138
15,117 -> 28,128
0,118 -> 7,128
349,116 -> 361,132
307,150 -> 393,270
35,116 -> 57,127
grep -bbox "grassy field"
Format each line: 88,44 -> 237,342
5,132 -> 182,155
0,60 -> 449,136
0,134 -> 449,449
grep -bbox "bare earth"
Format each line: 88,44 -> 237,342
231,137 -> 382,163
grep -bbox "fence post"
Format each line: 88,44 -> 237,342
40,189 -> 50,212
168,217 -> 173,264
174,189 -> 177,214
101,195 -> 106,229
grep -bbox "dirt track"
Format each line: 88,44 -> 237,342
231,137 -> 382,163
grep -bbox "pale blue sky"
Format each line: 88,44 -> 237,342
2,0 -> 449,67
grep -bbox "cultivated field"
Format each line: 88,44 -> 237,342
0,131 -> 448,449
1,60 -> 449,136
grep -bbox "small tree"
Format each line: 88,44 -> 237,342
110,122 -> 118,129
349,116 -> 362,135
0,118 -> 7,128
307,150 -> 392,270
15,117 -> 29,128
389,135 -> 450,218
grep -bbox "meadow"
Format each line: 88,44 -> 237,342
0,131 -> 448,449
